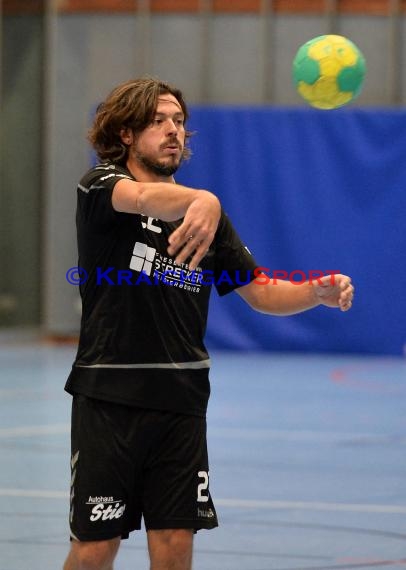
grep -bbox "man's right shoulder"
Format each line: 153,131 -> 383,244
78,162 -> 134,193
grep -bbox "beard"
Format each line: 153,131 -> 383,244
134,146 -> 183,177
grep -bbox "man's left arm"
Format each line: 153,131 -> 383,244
236,273 -> 354,316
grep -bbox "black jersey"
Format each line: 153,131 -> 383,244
65,163 -> 259,416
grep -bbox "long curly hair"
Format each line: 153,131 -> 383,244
88,77 -> 192,165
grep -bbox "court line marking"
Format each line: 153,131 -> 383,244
215,498 -> 406,514
0,488 -> 405,514
0,489 -> 68,499
0,424 -> 70,438
1,423 -> 405,446
209,427 -> 406,444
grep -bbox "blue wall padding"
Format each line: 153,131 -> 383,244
176,107 -> 406,355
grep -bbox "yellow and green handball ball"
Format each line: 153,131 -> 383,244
292,34 -> 366,110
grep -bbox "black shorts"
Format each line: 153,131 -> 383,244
68,394 -> 218,541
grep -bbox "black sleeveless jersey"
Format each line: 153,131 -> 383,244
65,163 -> 259,416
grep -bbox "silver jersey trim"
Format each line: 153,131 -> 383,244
76,359 -> 211,370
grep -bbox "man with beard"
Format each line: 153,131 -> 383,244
63,77 -> 353,570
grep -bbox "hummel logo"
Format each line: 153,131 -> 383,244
197,507 -> 215,518
130,242 -> 156,276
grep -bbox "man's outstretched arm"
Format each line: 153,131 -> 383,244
236,273 -> 354,316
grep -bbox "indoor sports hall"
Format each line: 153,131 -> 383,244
1,2 -> 405,570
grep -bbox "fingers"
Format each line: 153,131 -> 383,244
338,277 -> 354,311
188,241 -> 211,271
169,234 -> 200,269
167,191 -> 220,269
168,228 -> 212,270
167,224 -> 188,256
314,274 -> 354,311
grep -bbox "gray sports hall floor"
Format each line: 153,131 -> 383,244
1,333 -> 405,570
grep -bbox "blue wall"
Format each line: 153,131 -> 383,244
177,107 -> 406,356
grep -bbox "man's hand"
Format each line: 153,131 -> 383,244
313,274 -> 354,311
167,191 -> 221,270
113,179 -> 221,270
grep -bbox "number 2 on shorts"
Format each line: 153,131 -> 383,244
197,471 -> 209,502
